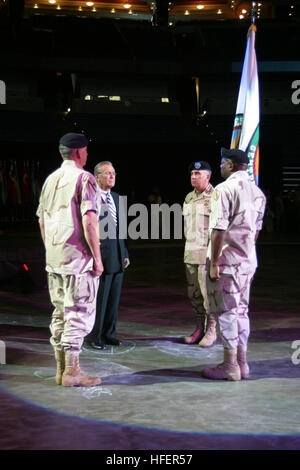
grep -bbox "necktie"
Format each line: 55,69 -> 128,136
106,192 -> 117,226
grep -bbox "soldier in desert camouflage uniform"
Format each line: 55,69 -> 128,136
202,148 -> 266,381
37,133 -> 104,387
182,161 -> 217,347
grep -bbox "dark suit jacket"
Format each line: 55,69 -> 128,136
99,191 -> 129,274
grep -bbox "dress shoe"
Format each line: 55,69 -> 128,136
89,341 -> 107,350
104,338 -> 122,346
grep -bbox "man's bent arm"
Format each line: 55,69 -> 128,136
210,229 -> 226,264
82,211 -> 103,276
210,228 -> 226,280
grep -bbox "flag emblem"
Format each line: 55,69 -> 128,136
231,24 -> 260,185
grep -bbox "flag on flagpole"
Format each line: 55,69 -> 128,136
231,23 -> 260,185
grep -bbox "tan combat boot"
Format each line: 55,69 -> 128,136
54,349 -> 65,385
62,351 -> 102,387
201,348 -> 241,381
237,345 -> 250,379
198,316 -> 217,348
183,323 -> 205,345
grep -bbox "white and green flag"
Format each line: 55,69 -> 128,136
231,24 -> 260,185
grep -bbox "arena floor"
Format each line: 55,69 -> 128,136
0,232 -> 300,451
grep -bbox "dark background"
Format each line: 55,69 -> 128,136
0,1 -> 300,230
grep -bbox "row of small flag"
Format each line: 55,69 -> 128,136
0,160 -> 41,206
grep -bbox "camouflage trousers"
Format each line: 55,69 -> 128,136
47,272 -> 99,353
207,271 -> 253,350
185,263 -> 210,326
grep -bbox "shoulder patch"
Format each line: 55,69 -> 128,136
213,189 -> 220,201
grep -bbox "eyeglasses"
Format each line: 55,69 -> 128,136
100,171 -> 116,177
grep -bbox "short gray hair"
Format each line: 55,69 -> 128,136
59,145 -> 77,160
94,161 -> 114,176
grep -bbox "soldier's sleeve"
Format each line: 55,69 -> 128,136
36,187 -> 44,219
255,191 -> 267,231
209,187 -> 231,231
79,172 -> 100,217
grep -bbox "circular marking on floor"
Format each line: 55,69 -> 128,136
149,339 -> 223,360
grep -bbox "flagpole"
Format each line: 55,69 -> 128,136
230,2 -> 260,185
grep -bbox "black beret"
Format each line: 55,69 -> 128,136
221,147 -> 249,164
188,161 -> 212,172
59,133 -> 88,149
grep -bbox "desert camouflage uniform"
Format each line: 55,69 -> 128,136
207,171 -> 266,349
183,183 -> 214,326
37,160 -> 101,353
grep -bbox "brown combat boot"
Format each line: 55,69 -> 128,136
183,324 -> 205,345
62,351 -> 102,387
54,349 -> 65,385
237,345 -> 250,379
201,348 -> 241,381
198,316 -> 217,348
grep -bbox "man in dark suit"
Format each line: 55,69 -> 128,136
87,161 -> 130,350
